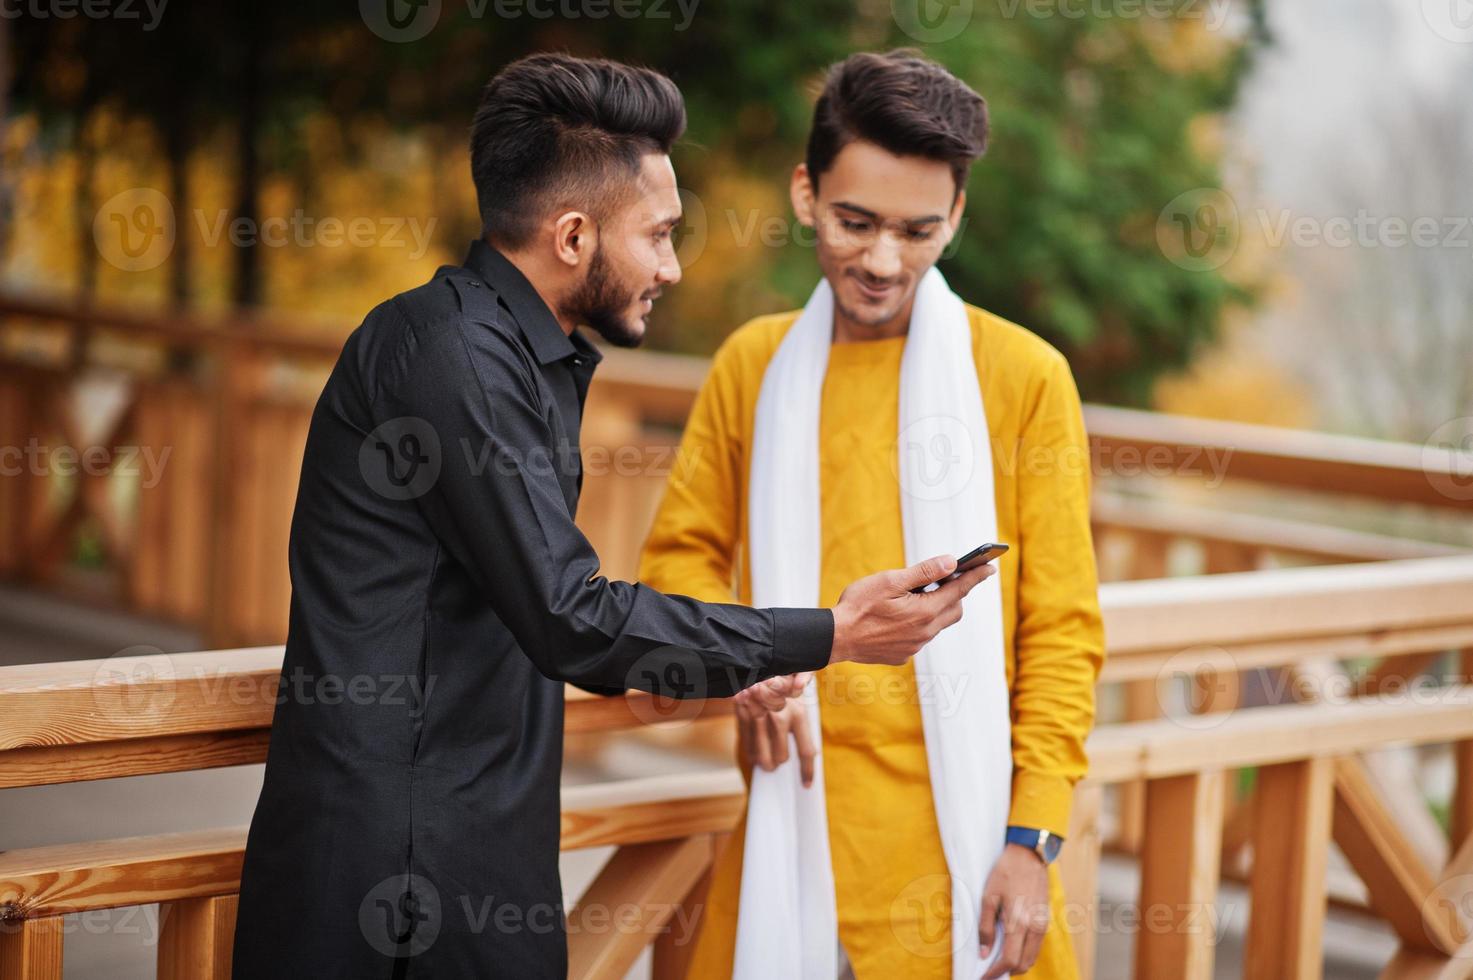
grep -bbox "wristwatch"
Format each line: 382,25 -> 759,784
1005,826 -> 1063,865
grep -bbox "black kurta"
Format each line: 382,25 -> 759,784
232,240 -> 833,978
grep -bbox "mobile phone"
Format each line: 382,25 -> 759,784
910,543 -> 1009,594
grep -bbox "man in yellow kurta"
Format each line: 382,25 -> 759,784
638,50 -> 1103,979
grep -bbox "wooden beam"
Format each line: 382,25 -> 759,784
157,894 -> 237,980
1060,782 -> 1104,980
1332,757 -> 1462,954
1084,403 -> 1472,512
566,836 -> 714,980
1245,757 -> 1334,979
0,730 -> 270,789
1134,771 -> 1225,980
1452,651 -> 1473,852
0,916 -> 62,980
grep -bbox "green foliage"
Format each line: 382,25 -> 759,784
8,0 -> 1258,404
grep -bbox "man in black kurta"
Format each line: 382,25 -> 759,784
232,238 -> 842,976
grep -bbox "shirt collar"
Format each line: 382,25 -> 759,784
463,239 -> 603,367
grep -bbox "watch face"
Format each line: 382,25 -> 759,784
1041,834 -> 1063,864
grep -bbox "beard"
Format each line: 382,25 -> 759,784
561,245 -> 645,349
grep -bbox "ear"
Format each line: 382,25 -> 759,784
552,210 -> 597,269
942,188 -> 967,247
790,164 -> 817,229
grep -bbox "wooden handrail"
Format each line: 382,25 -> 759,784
3,555 -> 1471,793
1084,403 -> 1470,511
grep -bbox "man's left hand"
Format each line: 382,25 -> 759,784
979,842 -> 1051,978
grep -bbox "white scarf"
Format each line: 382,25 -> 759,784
736,268 -> 1013,979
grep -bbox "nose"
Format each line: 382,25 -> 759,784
860,233 -> 903,281
657,246 -> 682,287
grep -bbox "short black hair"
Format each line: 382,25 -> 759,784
470,53 -> 687,250
806,49 -> 989,197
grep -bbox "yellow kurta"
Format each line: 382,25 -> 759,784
637,306 -> 1104,979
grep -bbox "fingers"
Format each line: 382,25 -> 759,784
790,706 -> 817,788
751,712 -> 775,771
891,553 -> 957,594
749,676 -> 791,713
768,714 -> 790,768
982,899 -> 1033,980
977,891 -> 1002,954
931,560 -> 996,603
1018,914 -> 1047,975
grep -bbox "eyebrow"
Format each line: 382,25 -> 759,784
655,212 -> 683,230
831,201 -> 946,226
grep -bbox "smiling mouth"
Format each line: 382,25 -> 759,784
851,276 -> 898,302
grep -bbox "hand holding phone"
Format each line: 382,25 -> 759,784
909,543 -> 1009,594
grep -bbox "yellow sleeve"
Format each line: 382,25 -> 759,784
637,336 -> 748,605
1008,350 -> 1106,837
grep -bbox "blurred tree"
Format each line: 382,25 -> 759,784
5,0 -> 1260,404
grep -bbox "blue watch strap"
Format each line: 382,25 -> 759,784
1005,825 -> 1064,864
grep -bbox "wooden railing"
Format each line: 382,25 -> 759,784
4,555 -> 1473,978
4,292 -> 1470,649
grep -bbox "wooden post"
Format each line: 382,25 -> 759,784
1061,782 -> 1104,980
1246,756 -> 1334,979
567,835 -> 714,980
651,833 -> 726,980
1134,770 -> 1225,980
1452,650 -> 1473,853
157,894 -> 237,980
0,916 -> 63,980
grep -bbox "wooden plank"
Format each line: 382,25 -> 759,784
1245,757 -> 1334,979
1100,555 -> 1473,659
1380,948 -> 1473,980
157,893 -> 237,980
1452,651 -> 1473,852
1333,757 -> 1462,954
0,729 -> 269,788
567,835 -> 714,980
1084,403 -> 1472,511
1061,781 -> 1103,980
0,647 -> 282,750
1134,771 -> 1225,980
0,915 -> 62,980
0,774 -> 746,915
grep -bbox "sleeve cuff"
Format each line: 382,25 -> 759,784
767,607 -> 834,675
1008,769 -> 1077,839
